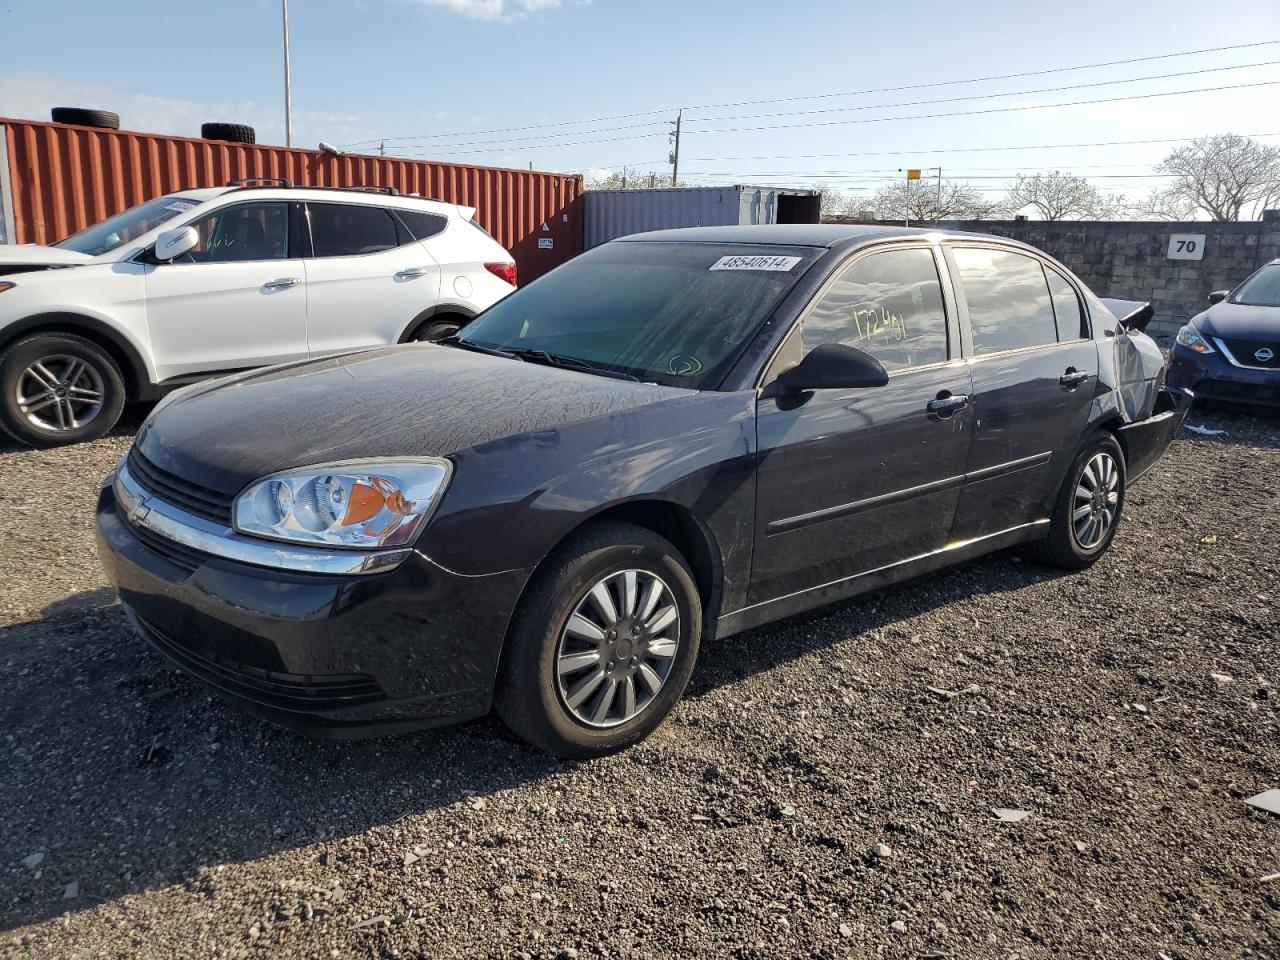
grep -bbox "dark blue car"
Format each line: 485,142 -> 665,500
1168,259 -> 1280,409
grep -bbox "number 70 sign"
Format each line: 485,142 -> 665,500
1167,234 -> 1206,261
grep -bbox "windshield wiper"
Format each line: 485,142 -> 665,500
437,336 -> 518,360
506,348 -> 641,382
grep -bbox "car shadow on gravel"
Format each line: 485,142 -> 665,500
686,548 -> 1068,698
0,403 -> 150,456
0,598 -> 564,933
0,545 -> 1067,933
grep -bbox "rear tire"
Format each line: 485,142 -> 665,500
1030,432 -> 1126,570
496,521 -> 702,759
0,333 -> 126,447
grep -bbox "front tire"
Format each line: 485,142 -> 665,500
496,521 -> 702,759
0,333 -> 126,447
1031,432 -> 1126,570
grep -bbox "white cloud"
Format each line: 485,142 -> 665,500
411,0 -> 563,21
0,72 -> 383,150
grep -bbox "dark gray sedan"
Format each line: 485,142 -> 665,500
96,225 -> 1187,757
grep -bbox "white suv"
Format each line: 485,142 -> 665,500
0,180 -> 517,446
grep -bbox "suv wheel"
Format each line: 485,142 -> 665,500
1031,432 -> 1126,569
0,333 -> 126,447
411,319 -> 463,342
496,521 -> 702,758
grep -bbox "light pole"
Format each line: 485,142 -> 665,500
282,0 -> 293,147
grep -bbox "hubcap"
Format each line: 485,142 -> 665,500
16,354 -> 105,433
1072,451 -> 1120,549
554,569 -> 680,729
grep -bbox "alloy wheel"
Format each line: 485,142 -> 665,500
16,354 -> 106,433
554,569 -> 680,729
1072,451 -> 1120,549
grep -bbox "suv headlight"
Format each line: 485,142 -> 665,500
234,459 -> 451,549
1175,324 -> 1215,354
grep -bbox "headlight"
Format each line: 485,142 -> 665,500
234,459 -> 451,549
1175,324 -> 1214,354
0,282 -> 15,294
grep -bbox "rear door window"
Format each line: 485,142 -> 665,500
802,247 -> 950,371
395,209 -> 449,241
307,203 -> 399,258
952,247 -> 1058,354
1046,267 -> 1086,340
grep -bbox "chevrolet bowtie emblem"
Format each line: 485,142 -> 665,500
129,496 -> 152,525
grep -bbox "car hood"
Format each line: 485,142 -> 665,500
1195,301 -> 1280,340
0,243 -> 93,269
136,344 -> 691,496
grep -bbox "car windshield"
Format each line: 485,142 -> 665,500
457,241 -> 821,388
1232,264 -> 1280,308
54,195 -> 202,256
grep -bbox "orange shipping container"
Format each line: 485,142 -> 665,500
0,117 -> 583,282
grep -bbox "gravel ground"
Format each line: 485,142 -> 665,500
1,404 -> 1278,960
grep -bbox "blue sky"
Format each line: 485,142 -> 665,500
2,0 -> 1278,207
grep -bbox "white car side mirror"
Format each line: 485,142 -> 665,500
154,226 -> 198,262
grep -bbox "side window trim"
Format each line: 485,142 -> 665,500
761,240 -> 955,386
302,201 -> 402,259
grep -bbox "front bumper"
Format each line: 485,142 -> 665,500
95,476 -> 532,737
1167,344 -> 1280,408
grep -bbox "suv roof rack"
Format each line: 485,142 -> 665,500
343,185 -> 400,196
226,177 -> 294,188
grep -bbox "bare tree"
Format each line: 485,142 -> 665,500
1006,171 -> 1109,220
1155,134 -> 1280,221
871,178 -> 996,222
813,183 -> 864,220
1128,187 -> 1199,221
585,165 -> 679,190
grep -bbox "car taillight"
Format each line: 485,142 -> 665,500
485,261 -> 517,286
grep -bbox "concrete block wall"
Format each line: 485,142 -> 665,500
937,217 -> 1280,335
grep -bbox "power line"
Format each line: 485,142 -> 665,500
640,131 -> 1280,166
687,79 -> 1280,137
369,59 -> 1279,155
394,80 -> 1280,159
340,38 -> 1278,149
684,59 -> 1280,125
681,40 -> 1280,111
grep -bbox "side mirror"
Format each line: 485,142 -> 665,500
1207,290 -> 1228,305
776,342 -> 889,393
154,226 -> 198,262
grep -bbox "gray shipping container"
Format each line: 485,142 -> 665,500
583,185 -> 822,248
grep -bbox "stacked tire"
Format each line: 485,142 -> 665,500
50,108 -> 119,130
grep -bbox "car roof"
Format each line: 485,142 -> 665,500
168,186 -> 463,216
616,223 -> 1045,254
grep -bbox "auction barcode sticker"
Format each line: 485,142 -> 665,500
709,255 -> 803,272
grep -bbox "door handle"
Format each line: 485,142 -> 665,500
1060,368 -> 1090,387
926,392 -> 970,417
262,277 -> 301,291
395,267 -> 431,280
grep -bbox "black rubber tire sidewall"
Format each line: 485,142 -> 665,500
51,107 -> 120,129
200,122 -> 256,144
412,320 -> 462,343
497,521 -> 702,759
0,334 -> 126,447
1032,432 -> 1126,570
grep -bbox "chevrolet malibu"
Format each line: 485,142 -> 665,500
96,225 -> 1187,758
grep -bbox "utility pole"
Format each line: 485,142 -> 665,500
669,109 -> 682,187
928,166 -> 942,221
282,0 -> 293,147
379,140 -> 386,157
